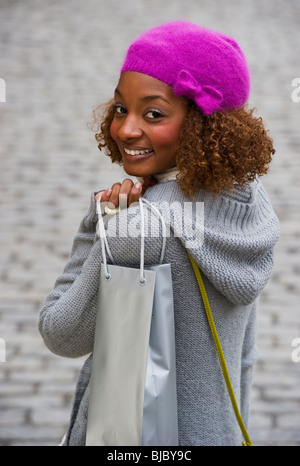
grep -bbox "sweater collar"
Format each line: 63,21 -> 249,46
137,166 -> 180,185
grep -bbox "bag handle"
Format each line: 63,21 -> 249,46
188,253 -> 253,447
96,195 -> 167,284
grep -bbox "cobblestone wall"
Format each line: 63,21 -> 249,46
0,0 -> 299,446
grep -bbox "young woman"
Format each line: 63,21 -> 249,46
39,21 -> 280,446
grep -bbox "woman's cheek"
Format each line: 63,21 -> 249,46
154,123 -> 182,149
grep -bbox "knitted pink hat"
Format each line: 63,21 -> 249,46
121,21 -> 250,115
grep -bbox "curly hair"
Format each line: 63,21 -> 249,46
90,99 -> 275,198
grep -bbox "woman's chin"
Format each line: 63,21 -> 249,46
122,161 -> 153,178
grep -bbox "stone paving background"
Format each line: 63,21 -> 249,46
0,0 -> 299,447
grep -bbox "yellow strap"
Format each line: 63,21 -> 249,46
188,253 -> 253,447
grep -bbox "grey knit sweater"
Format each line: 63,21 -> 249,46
39,178 -> 280,446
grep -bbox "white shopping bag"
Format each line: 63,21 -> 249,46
86,198 -> 178,446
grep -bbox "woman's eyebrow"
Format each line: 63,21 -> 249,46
141,95 -> 171,105
114,87 -> 122,97
114,87 -> 170,105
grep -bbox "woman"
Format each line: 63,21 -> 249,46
39,21 -> 280,445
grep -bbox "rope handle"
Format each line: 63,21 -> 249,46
188,253 -> 253,447
96,195 -> 167,284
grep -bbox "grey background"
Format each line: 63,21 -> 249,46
0,0 -> 299,446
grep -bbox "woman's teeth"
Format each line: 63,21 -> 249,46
124,148 -> 153,156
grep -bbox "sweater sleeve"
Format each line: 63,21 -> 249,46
191,181 -> 281,306
39,194 -> 104,358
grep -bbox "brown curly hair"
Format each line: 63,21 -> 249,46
90,99 -> 275,198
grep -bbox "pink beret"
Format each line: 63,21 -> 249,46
121,21 -> 250,115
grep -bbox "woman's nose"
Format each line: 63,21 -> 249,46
117,116 -> 143,140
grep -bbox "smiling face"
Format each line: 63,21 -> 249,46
109,71 -> 188,177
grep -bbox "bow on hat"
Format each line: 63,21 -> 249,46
174,70 -> 223,115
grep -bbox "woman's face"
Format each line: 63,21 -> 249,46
110,71 -> 188,177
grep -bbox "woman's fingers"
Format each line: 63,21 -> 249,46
128,181 -> 143,206
94,179 -> 144,208
109,182 -> 122,207
113,179 -> 142,207
94,188 -> 112,203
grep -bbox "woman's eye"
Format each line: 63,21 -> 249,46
114,105 -> 127,115
145,110 -> 163,119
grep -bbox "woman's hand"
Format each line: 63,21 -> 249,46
94,179 -> 142,208
94,176 -> 158,208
